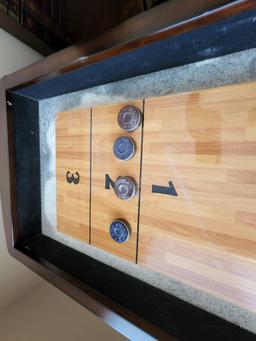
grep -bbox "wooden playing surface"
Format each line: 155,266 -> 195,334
56,109 -> 90,242
91,101 -> 143,262
55,81 -> 256,312
138,82 -> 256,311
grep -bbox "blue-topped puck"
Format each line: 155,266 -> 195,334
113,136 -> 135,160
109,219 -> 130,243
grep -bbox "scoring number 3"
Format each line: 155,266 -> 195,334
66,171 -> 80,185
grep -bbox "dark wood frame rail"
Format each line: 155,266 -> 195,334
1,1 -> 256,339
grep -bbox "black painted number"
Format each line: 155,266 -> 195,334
152,181 -> 177,196
66,171 -> 80,185
105,174 -> 115,190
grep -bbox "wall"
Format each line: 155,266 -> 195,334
0,281 -> 125,341
0,28 -> 42,76
0,28 -> 43,314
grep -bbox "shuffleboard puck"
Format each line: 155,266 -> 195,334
118,105 -> 142,131
109,219 -> 131,243
114,176 -> 137,200
113,136 -> 135,160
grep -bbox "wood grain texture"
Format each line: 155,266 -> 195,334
139,81 -> 256,312
91,101 -> 143,262
56,109 -> 90,242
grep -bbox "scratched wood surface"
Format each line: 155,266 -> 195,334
138,81 -> 256,312
56,109 -> 90,242
91,101 -> 143,262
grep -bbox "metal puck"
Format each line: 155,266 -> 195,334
118,105 -> 142,131
114,176 -> 137,200
113,136 -> 135,160
109,219 -> 131,243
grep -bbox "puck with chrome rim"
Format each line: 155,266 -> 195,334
109,219 -> 131,243
118,105 -> 142,132
114,176 -> 137,200
113,136 -> 135,160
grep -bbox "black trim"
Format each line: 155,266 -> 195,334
7,93 -> 41,242
19,235 -> 256,341
14,8 -> 256,100
136,99 -> 145,263
89,108 -> 92,244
